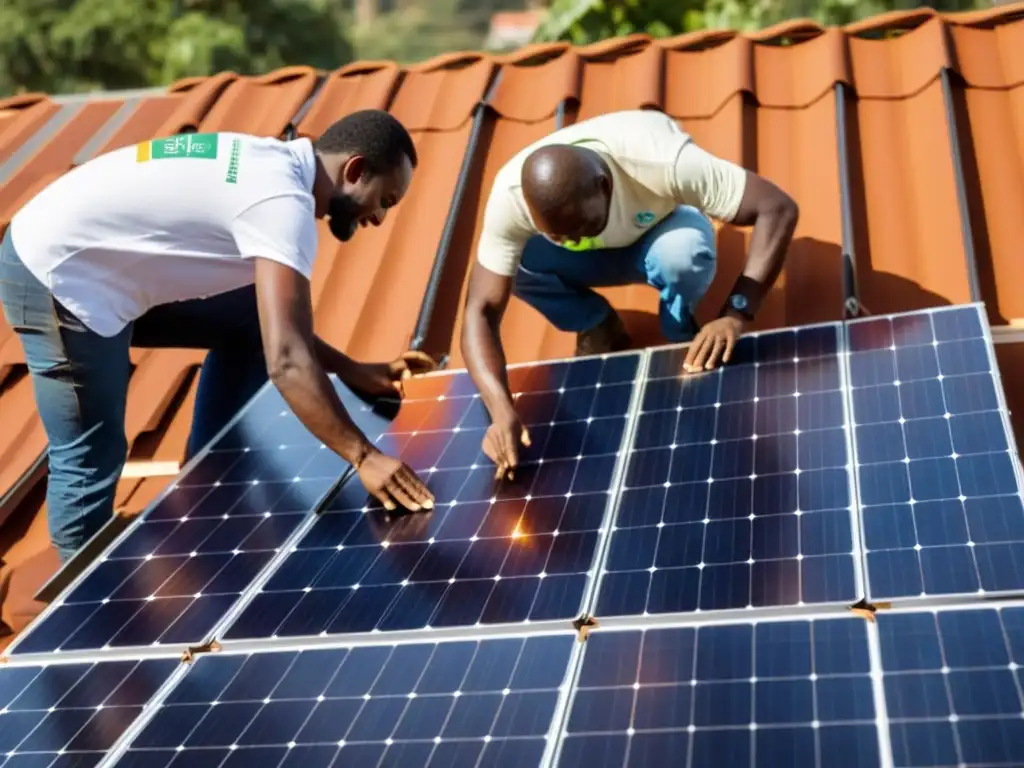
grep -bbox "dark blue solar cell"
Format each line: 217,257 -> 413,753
121,635 -> 573,767
597,326 -> 856,618
7,380 -> 356,657
879,607 -> 1024,768
850,306 -> 1024,600
557,618 -> 879,768
224,355 -> 640,639
0,659 -> 177,764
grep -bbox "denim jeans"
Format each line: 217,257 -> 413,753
513,204 -> 717,342
0,228 -> 269,562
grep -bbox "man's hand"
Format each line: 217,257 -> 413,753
683,315 -> 744,374
483,411 -> 532,480
340,351 -> 439,398
357,449 -> 436,512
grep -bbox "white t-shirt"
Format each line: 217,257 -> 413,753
476,109 -> 749,277
10,132 -> 319,337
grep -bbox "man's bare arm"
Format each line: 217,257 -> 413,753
729,170 -> 799,295
461,261 -> 533,476
254,257 -> 374,464
679,165 -> 798,373
461,261 -> 516,422
462,264 -> 516,421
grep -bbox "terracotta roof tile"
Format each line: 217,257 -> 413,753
4,4 -> 1024,639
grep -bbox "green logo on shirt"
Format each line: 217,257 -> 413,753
561,236 -> 605,252
225,138 -> 241,184
136,133 -> 219,163
635,211 -> 656,226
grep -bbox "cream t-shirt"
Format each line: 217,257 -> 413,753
476,109 -> 748,277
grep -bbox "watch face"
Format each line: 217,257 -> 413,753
730,293 -> 749,311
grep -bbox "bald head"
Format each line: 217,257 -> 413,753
521,145 -> 611,242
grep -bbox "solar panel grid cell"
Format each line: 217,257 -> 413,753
848,306 -> 1024,600
6,381 -> 372,657
877,606 -> 1024,767
222,354 -> 642,640
595,325 -> 859,619
115,634 -> 575,768
0,658 -> 179,768
555,617 -> 881,768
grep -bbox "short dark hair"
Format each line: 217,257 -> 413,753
313,109 -> 417,175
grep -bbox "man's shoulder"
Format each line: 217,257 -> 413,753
226,133 -> 317,201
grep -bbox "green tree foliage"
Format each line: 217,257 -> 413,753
0,0 -> 353,98
533,0 -> 990,44
347,0 -> 488,65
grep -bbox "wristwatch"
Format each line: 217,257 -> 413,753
725,292 -> 754,322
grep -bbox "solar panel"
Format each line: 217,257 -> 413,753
593,325 -> 859,619
6,380 -> 378,658
0,657 -> 179,766
877,605 -> 1024,767
221,353 -> 642,640
848,305 -> 1024,600
112,633 -> 576,768
554,615 -> 882,767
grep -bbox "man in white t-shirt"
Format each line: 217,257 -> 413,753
461,109 -> 799,478
0,109 -> 436,563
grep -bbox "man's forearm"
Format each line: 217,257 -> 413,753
742,201 -> 798,290
313,336 -> 357,378
269,350 -> 373,465
462,311 -> 515,421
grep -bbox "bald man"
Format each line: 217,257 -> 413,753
461,109 -> 799,477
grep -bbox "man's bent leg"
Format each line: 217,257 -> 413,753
512,235 -> 633,334
132,285 -> 268,460
637,205 -> 718,343
0,231 -> 131,562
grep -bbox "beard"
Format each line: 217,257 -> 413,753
326,192 -> 362,242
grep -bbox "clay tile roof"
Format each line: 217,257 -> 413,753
4,3 -> 1024,645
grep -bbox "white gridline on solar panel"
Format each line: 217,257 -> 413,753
0,658 -> 179,763
601,348 -> 856,609
848,325 -> 1023,599
554,615 -> 882,768
875,604 -> 1024,768
115,634 -> 576,765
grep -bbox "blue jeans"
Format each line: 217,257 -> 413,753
0,228 -> 269,562
513,205 -> 717,342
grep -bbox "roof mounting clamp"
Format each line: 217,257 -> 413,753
848,597 -> 891,623
572,613 -> 600,642
844,297 -> 864,318
181,639 -> 222,663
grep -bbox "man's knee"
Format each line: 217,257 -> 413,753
46,428 -> 127,557
645,209 -> 717,298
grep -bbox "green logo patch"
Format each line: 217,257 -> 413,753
136,133 -> 219,162
561,236 -> 605,252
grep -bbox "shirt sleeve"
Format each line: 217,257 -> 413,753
670,141 -> 748,223
231,192 -> 319,279
475,185 -> 533,278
